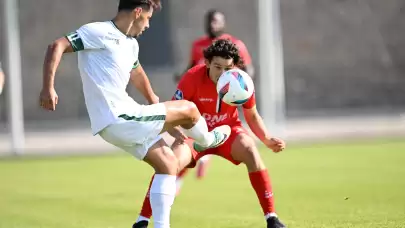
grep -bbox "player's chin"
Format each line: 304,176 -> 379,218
136,30 -> 146,37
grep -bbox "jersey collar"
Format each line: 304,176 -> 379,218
110,20 -> 133,38
205,67 -> 216,86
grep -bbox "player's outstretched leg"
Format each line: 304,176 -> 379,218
160,100 -> 230,151
134,140 -> 194,228
230,134 -> 286,228
141,140 -> 179,228
100,107 -> 180,228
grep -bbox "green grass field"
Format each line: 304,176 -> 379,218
1,139 -> 405,228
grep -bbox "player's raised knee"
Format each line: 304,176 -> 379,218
178,100 -> 198,112
184,101 -> 200,121
175,100 -> 200,123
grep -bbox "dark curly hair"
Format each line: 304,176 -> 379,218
118,0 -> 161,12
203,39 -> 244,68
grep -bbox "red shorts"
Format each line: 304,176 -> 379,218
186,126 -> 247,168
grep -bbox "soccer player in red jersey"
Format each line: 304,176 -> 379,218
133,39 -> 286,228
175,9 -> 256,182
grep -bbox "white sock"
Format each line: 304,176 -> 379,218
136,215 -> 150,223
150,174 -> 177,228
265,212 -> 278,220
182,116 -> 214,147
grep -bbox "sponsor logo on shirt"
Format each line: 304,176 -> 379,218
174,89 -> 183,100
104,36 -> 120,45
199,98 -> 214,102
202,113 -> 228,127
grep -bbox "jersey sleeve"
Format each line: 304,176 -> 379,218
132,60 -> 140,69
235,40 -> 252,65
172,71 -> 196,101
66,23 -> 105,52
242,92 -> 256,109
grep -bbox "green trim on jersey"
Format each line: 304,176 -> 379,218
118,114 -> 166,122
133,60 -> 140,69
66,32 -> 84,52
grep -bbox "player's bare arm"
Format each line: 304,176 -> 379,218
243,106 -> 285,153
235,40 -> 255,78
130,63 -> 159,104
40,37 -> 74,111
238,63 -> 255,79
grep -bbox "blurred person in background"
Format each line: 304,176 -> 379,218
173,8 -> 255,186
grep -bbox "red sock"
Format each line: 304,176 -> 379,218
139,174 -> 154,219
249,169 -> 276,215
177,168 -> 189,179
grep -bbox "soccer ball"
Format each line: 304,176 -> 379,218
216,69 -> 254,106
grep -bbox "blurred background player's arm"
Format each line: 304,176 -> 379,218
130,62 -> 159,104
173,44 -> 197,82
173,63 -> 194,83
241,62 -> 255,79
235,40 -> 255,78
0,62 -> 4,95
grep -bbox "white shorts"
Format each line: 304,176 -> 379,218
99,103 -> 166,160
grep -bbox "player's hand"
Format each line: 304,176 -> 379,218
263,137 -> 285,153
167,127 -> 187,143
149,94 -> 159,104
39,87 -> 58,111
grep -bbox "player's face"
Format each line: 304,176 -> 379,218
206,12 -> 225,38
131,7 -> 153,37
206,57 -> 235,84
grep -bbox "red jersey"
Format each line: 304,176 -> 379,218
172,64 -> 256,130
190,34 -> 252,66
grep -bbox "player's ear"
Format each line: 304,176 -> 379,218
204,59 -> 210,68
133,7 -> 143,18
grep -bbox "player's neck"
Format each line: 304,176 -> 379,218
206,68 -> 216,84
208,32 -> 225,39
112,14 -> 135,37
